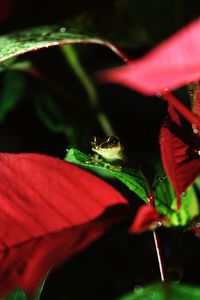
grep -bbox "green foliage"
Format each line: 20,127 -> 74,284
117,282 -> 200,300
155,177 -> 199,226
65,148 -> 199,227
0,58 -> 17,72
0,70 -> 25,121
3,289 -> 28,300
0,25 -> 122,64
65,148 -> 149,201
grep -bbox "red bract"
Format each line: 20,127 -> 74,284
0,153 -> 131,297
160,105 -> 200,205
129,204 -> 165,234
99,18 -> 200,96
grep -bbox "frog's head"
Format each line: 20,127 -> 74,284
91,136 -> 124,162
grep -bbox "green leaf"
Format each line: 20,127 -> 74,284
0,70 -> 25,121
65,148 -> 149,202
0,25 -> 126,64
3,289 -> 28,300
0,57 -> 17,72
65,148 -> 199,227
155,174 -> 199,226
117,282 -> 200,300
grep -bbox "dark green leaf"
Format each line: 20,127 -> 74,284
117,282 -> 200,300
3,289 -> 28,300
65,148 -> 149,202
0,70 -> 25,121
0,25 -> 126,64
65,148 -> 199,227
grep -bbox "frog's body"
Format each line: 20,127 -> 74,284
91,136 -> 125,167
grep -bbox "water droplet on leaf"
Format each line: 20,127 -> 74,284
134,285 -> 143,293
60,27 -> 66,33
163,87 -> 169,92
186,146 -> 200,158
192,123 -> 199,134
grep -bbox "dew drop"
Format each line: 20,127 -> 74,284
60,27 -> 66,33
163,87 -> 169,93
186,147 -> 200,157
192,123 -> 199,134
156,92 -> 162,98
134,285 -> 143,293
181,191 -> 187,197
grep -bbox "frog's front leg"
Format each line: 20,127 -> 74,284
86,153 -> 103,164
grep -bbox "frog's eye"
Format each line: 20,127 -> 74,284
109,136 -> 119,145
91,136 -> 97,147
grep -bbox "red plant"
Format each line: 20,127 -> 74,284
99,18 -> 200,204
0,153 -> 132,297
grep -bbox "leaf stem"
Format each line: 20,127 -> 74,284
148,191 -> 167,282
152,230 -> 167,282
61,44 -> 115,136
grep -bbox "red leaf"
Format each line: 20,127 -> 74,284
99,18 -> 200,95
129,204 -> 165,234
0,153 -> 131,297
160,105 -> 200,202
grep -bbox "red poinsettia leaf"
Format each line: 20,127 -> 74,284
0,153 -> 131,297
129,204 -> 165,234
160,105 -> 200,201
98,18 -> 200,96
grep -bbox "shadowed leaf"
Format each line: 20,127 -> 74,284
0,71 -> 25,121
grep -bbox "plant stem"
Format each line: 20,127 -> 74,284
153,230 -> 167,282
148,191 -> 167,282
61,44 -> 115,136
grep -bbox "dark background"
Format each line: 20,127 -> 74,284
1,1 -> 200,299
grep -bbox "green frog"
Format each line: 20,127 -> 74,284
91,136 -> 125,170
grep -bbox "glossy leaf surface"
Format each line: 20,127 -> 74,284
0,25 -> 127,64
66,148 -> 199,226
65,148 -> 149,202
0,153 -> 131,297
